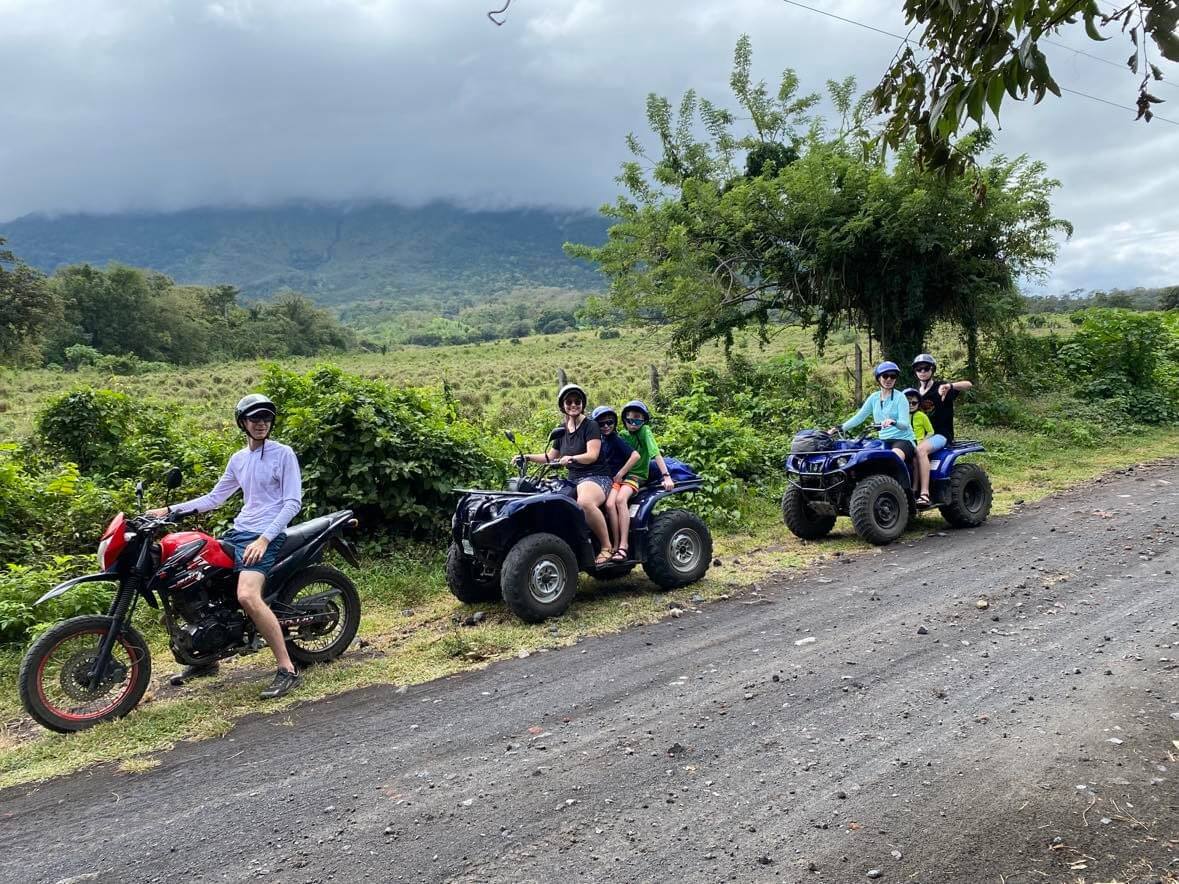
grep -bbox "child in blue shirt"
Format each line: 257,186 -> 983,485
591,406 -> 639,556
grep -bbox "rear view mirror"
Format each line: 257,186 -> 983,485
504,430 -> 516,444
165,467 -> 183,489
548,427 -> 566,444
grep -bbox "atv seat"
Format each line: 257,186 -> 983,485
280,511 -> 351,554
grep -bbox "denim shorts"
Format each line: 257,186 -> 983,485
923,433 -> 948,453
575,475 -> 614,496
221,529 -> 286,576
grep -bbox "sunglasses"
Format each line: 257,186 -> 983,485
597,419 -> 616,428
879,373 -> 899,381
245,414 -> 274,424
914,365 -> 933,372
623,416 -> 646,425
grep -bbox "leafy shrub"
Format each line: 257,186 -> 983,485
0,556 -> 108,645
263,363 -> 503,536
36,388 -> 182,477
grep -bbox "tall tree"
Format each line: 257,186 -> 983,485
0,238 -> 59,365
567,37 -> 1070,364
873,1 -> 1179,174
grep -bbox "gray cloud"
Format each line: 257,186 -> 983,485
2,0 -> 1176,293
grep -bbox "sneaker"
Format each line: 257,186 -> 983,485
169,661 -> 220,687
260,667 -> 302,700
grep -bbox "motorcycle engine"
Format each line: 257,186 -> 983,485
176,609 -> 247,656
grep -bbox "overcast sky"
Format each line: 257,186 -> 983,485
2,0 -> 1177,293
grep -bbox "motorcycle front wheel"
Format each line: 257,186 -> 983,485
19,615 -> 152,733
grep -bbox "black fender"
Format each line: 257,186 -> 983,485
632,480 -> 704,525
35,572 -> 118,606
472,493 -> 594,568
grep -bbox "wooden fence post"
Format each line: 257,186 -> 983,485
557,368 -> 567,390
854,342 -> 863,402
649,364 -> 660,399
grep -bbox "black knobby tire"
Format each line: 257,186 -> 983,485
277,565 -> 361,665
19,615 -> 152,733
642,509 -> 713,589
446,543 -> 501,603
939,462 -> 993,528
500,533 -> 579,623
848,474 -> 910,546
781,485 -> 836,540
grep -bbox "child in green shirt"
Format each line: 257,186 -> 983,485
904,388 -> 933,507
611,400 -> 675,562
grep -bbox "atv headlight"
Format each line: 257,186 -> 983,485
831,455 -> 851,469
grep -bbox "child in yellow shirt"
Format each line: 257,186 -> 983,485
904,388 -> 934,507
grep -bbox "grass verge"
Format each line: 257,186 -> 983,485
2,422 -> 1177,790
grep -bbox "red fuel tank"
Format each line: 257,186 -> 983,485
160,530 -> 235,570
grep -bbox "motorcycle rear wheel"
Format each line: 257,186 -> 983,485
277,565 -> 361,666
19,615 -> 151,733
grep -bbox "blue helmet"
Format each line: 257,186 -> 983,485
621,399 -> 651,421
912,353 -> 937,370
590,405 -> 617,422
873,361 -> 900,379
901,387 -> 919,399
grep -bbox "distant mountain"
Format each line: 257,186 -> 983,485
0,202 -> 610,310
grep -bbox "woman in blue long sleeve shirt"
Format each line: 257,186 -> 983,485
830,361 -> 918,475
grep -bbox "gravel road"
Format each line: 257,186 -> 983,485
3,461 -> 1177,884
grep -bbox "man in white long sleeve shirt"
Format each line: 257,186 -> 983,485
148,394 -> 304,699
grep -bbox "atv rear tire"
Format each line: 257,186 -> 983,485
849,474 -> 909,546
643,509 -> 712,589
500,533 -> 579,622
781,485 -> 836,540
446,543 -> 501,603
939,462 -> 993,528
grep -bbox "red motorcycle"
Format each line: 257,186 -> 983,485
19,468 -> 362,732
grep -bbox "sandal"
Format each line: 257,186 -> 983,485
916,493 -> 931,507
594,548 -> 614,566
611,547 -> 629,562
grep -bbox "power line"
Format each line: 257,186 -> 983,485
1043,37 -> 1179,92
777,0 -> 1179,126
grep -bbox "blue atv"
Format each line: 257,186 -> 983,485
782,427 -> 992,545
447,430 -> 713,622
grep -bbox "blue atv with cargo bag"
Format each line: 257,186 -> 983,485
447,430 -> 712,622
782,427 -> 992,546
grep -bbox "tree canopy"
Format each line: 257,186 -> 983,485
0,238 -> 58,365
0,249 -> 357,369
567,36 -> 1070,365
873,1 -> 1179,174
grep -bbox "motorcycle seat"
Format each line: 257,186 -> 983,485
280,511 -> 350,553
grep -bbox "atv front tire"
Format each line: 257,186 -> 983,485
781,485 -> 836,540
643,509 -> 712,589
500,533 -> 579,622
939,462 -> 993,528
446,543 -> 501,603
849,474 -> 909,545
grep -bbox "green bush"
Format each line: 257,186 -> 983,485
36,388 -> 182,478
0,556 -> 108,645
263,363 -> 503,536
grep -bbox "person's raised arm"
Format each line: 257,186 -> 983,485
167,461 -> 240,517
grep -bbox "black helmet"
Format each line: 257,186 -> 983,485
234,393 -> 277,431
556,383 -> 587,413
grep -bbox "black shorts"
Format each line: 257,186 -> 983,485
889,439 -> 917,462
